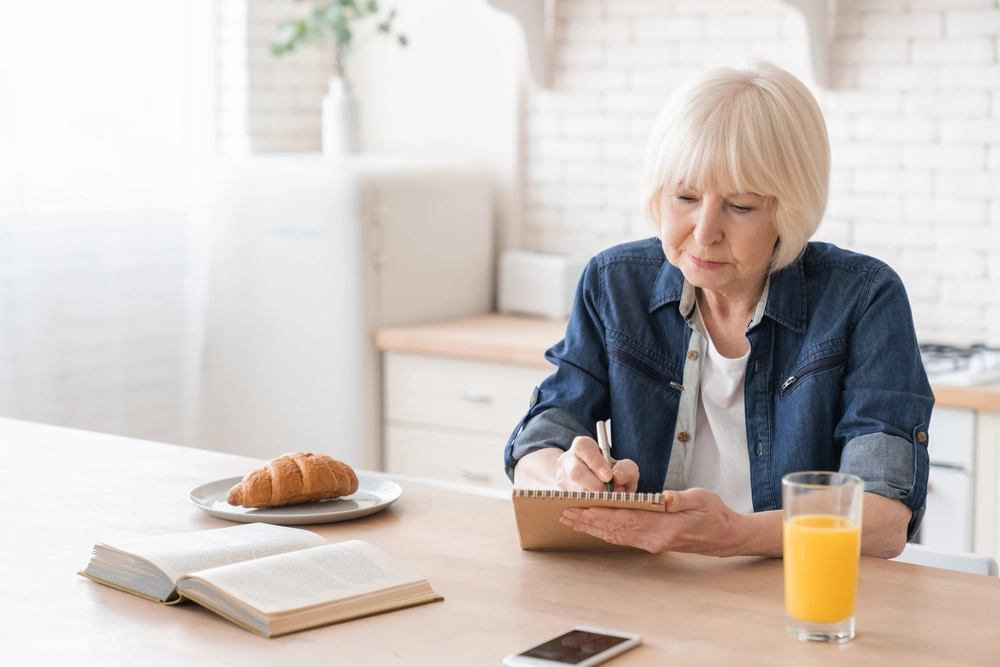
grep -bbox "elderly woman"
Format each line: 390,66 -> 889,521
504,61 -> 933,559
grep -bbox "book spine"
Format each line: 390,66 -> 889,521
512,489 -> 662,504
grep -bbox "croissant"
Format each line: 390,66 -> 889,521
226,452 -> 359,508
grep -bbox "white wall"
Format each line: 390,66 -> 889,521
0,1 -> 213,445
237,0 -> 1000,345
0,210 -> 189,442
218,0 -> 337,154
235,0 -> 525,250
520,0 -> 1000,345
350,0 -> 524,250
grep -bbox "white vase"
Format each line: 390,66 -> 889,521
321,76 -> 360,155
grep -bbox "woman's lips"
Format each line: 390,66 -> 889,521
687,253 -> 727,269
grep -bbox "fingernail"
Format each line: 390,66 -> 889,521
558,516 -> 573,526
599,469 -> 613,483
563,509 -> 581,520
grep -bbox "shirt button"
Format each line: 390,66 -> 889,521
755,441 -> 763,456
917,431 -> 927,444
677,431 -> 689,443
687,350 -> 699,361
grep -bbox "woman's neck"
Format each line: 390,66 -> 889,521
695,279 -> 767,358
695,277 -> 766,325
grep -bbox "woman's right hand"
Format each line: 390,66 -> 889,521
555,436 -> 639,493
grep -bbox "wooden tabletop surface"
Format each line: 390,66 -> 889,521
4,417 -> 1000,665
376,314 -> 1000,413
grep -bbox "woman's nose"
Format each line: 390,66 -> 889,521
692,205 -> 724,246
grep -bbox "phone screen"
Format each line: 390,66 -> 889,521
517,630 -> 630,665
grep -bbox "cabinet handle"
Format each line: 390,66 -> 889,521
461,470 -> 491,483
461,390 -> 492,404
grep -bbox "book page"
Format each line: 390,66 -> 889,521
180,540 -> 426,615
102,523 -> 329,582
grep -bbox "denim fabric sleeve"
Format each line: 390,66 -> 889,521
502,256 -> 610,479
835,264 -> 934,541
504,407 -> 591,482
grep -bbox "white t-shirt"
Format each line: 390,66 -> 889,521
686,305 -> 755,514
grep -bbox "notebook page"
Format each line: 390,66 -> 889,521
512,489 -> 665,550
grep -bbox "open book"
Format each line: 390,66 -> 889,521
79,523 -> 442,637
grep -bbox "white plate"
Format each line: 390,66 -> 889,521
188,474 -> 402,525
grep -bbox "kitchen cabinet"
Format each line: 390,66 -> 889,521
921,407 -> 975,552
382,352 -> 552,490
932,383 -> 1000,562
974,412 -> 1000,561
376,315 -> 563,491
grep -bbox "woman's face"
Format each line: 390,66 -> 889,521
659,184 -> 778,299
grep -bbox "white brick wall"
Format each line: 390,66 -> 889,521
0,210 -> 188,444
227,0 -> 1000,344
218,0 -> 335,154
0,1 -> 213,445
517,0 -> 1000,346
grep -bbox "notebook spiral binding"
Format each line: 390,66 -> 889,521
513,489 -> 662,504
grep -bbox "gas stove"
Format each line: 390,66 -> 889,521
919,343 -> 1000,387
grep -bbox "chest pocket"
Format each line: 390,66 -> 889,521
780,351 -> 847,399
607,341 -> 683,392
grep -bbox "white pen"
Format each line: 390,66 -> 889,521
595,420 -> 614,493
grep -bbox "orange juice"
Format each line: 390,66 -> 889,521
783,514 -> 861,624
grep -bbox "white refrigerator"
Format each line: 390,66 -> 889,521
191,155 -> 494,470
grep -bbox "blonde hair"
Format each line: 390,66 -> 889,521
641,60 -> 830,272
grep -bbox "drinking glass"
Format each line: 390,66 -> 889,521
782,471 -> 864,643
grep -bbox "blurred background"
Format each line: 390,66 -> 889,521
1,1 -> 1000,556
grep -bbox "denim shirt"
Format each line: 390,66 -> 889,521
504,238 -> 934,539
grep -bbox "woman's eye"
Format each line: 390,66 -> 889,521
732,205 -> 753,213
677,196 -> 697,202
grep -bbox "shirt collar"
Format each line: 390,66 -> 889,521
763,256 -> 807,333
648,260 -> 686,314
648,253 -> 808,333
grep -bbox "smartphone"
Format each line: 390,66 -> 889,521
502,626 -> 642,667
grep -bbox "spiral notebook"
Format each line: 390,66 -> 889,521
511,489 -> 666,551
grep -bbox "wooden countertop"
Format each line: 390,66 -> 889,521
376,314 -> 1000,413
7,416 -> 1000,665
376,313 -> 566,369
932,383 -> 1000,413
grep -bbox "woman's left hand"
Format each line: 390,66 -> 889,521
558,488 -> 751,556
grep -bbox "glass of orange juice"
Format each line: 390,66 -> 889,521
782,471 -> 864,643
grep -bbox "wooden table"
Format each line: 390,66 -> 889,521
3,418 -> 1000,666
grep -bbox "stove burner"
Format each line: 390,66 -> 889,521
919,343 -> 1000,357
920,343 -> 1000,386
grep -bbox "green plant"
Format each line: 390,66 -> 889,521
271,0 -> 407,90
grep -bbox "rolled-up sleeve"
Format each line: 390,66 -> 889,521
504,407 -> 590,482
835,264 -> 934,540
503,257 -> 611,480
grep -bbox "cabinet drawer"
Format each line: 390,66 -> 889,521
384,352 -> 552,434
927,406 -> 975,470
920,465 -> 974,552
384,424 -> 511,490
